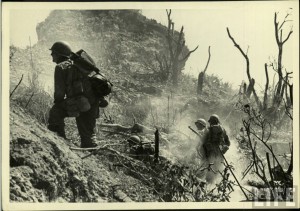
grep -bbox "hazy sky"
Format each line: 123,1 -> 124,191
9,10 -> 51,47
8,1 -> 298,88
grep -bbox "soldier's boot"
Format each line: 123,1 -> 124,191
56,127 -> 67,140
80,135 -> 97,148
80,142 -> 97,148
48,124 -> 67,140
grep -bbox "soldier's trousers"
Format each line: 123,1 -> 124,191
48,102 -> 99,148
205,150 -> 224,184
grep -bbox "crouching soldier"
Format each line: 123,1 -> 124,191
127,135 -> 154,161
202,114 -> 230,183
47,41 -> 100,148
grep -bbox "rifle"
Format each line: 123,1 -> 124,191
188,126 -> 200,137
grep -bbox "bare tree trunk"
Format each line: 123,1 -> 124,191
197,46 -> 211,94
285,79 -> 290,106
246,78 -> 255,98
155,53 -> 170,82
226,27 -> 262,110
197,72 -> 205,95
243,82 -> 247,94
243,82 -> 247,100
154,129 -> 159,163
263,63 -> 269,110
272,12 -> 293,108
203,46 -> 211,74
289,84 -> 293,105
280,75 -> 287,103
164,9 -> 198,87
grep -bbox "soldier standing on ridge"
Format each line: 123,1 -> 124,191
47,41 -> 100,148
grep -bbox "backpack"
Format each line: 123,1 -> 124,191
203,124 -> 230,157
70,49 -> 113,98
209,125 -> 225,146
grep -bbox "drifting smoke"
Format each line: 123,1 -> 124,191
143,94 -> 257,193
144,95 -> 200,164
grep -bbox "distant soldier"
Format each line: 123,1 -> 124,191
195,118 -> 208,134
47,41 -> 100,148
202,114 -> 230,183
203,114 -> 230,158
194,118 -> 208,159
127,135 -> 154,161
236,127 -> 247,150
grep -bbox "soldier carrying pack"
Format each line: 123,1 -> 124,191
48,41 -> 102,148
203,114 -> 230,158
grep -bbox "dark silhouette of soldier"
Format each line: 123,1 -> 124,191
47,41 -> 99,148
202,114 -> 230,183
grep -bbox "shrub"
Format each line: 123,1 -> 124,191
10,70 -> 53,125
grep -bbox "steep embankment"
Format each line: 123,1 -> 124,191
9,102 -> 158,202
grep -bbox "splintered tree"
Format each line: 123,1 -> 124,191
227,11 -> 293,123
156,9 -> 198,86
271,11 -> 293,116
226,28 -> 262,110
197,46 -> 211,95
236,102 -> 293,200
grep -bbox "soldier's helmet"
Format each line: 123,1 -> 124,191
50,41 -> 72,57
195,118 -> 206,127
208,114 -> 220,125
127,135 -> 141,145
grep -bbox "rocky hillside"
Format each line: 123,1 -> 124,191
8,9 -> 293,203
10,101 -> 160,202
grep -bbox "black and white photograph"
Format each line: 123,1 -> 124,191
1,1 -> 299,210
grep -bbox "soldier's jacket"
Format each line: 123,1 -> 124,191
54,60 -> 96,105
202,124 -> 230,157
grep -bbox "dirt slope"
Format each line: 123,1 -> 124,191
9,102 -> 158,202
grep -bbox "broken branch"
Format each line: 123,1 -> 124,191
203,46 -> 211,74
10,74 -> 24,98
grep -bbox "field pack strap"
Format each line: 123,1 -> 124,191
70,50 -> 100,75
